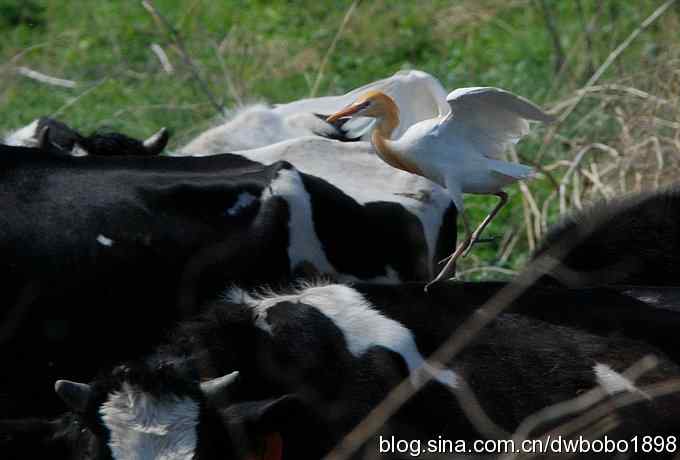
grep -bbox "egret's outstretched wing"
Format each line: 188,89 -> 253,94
438,87 -> 554,160
274,70 -> 449,139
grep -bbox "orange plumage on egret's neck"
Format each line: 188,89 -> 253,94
327,91 -> 423,176
327,87 -> 554,288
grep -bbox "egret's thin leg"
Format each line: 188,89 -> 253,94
426,212 -> 473,291
426,236 -> 470,291
462,191 -> 508,257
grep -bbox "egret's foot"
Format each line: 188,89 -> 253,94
423,275 -> 456,294
424,273 -> 457,292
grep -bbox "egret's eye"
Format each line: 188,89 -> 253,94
355,100 -> 371,110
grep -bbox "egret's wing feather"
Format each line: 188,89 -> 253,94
273,70 -> 449,139
440,87 -> 554,160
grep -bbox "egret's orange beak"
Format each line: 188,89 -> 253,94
325,102 -> 367,124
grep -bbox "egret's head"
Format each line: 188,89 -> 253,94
326,91 -> 398,124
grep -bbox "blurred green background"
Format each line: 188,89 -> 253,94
1,0 -> 678,277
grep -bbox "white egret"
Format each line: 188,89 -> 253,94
180,70 -> 448,155
326,87 -> 554,288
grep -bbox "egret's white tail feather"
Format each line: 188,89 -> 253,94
487,159 -> 535,180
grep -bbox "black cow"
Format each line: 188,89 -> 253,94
3,281 -> 680,459
3,117 -> 169,156
0,144 -> 455,418
534,188 -> 680,287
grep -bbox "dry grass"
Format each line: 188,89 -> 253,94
457,0 -> 680,275
511,46 -> 680,255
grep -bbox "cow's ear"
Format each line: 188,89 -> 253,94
222,394 -> 303,432
248,432 -> 282,460
55,380 -> 91,412
219,394 -> 305,460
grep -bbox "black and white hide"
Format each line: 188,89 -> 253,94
4,281 -> 680,459
0,144 -> 454,418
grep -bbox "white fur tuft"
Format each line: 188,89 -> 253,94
100,383 -> 200,460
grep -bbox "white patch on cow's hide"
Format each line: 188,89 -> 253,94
261,166 -> 401,284
4,119 -> 39,147
226,192 -> 258,216
226,282 -> 458,389
261,168 -> 338,278
593,363 -> 650,399
97,234 -> 115,247
237,137 -> 452,277
70,143 -> 89,157
100,383 -> 200,460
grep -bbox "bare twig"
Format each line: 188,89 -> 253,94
142,0 -> 226,118
535,0 -> 565,74
457,266 -> 518,278
575,0 -> 595,78
150,43 -> 174,74
501,355 -> 658,460
451,376 -> 510,440
15,66 -> 78,88
323,244 -> 579,460
310,0 -> 360,97
50,79 -> 109,118
557,0 -> 676,124
540,0 -> 676,166
212,36 -> 243,106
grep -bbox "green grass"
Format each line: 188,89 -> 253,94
1,0 -> 678,278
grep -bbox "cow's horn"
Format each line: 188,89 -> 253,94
200,371 -> 240,399
142,127 -> 169,155
55,380 -> 92,412
36,126 -> 50,149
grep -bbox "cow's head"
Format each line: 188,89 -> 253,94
4,117 -> 169,157
1,363 -> 312,460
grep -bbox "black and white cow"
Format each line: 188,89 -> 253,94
534,187 -> 680,287
3,117 -> 169,156
3,281 -> 680,459
0,144 -> 455,418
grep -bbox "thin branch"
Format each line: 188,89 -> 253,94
49,79 -> 109,118
575,0 -> 595,78
142,0 -> 226,118
535,0 -> 565,74
501,355 -> 658,460
150,43 -> 174,74
539,0 -> 676,162
557,0 -> 677,124
323,240 -> 584,460
310,0 -> 360,97
15,66 -> 78,88
457,266 -> 518,278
